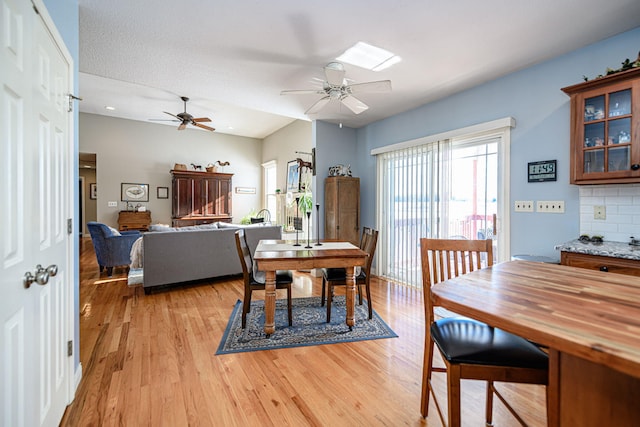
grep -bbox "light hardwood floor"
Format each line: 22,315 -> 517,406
60,237 -> 546,426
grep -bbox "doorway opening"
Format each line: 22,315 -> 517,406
79,152 -> 97,235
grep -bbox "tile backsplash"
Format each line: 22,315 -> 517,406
579,184 -> 640,243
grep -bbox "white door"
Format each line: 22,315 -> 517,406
0,1 -> 75,426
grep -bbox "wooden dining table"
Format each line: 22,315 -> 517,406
254,240 -> 367,336
430,260 -> 640,426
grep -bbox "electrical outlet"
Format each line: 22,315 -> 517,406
108,201 -> 118,208
594,205 -> 606,220
537,200 -> 565,213
514,200 -> 534,212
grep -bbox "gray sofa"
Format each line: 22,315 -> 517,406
141,223 -> 282,293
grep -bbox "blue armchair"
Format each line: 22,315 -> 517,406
87,222 -> 141,276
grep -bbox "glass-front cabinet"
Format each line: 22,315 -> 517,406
562,68 -> 640,184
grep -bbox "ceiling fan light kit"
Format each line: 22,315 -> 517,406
281,62 -> 392,116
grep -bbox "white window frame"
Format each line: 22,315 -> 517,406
262,160 -> 277,221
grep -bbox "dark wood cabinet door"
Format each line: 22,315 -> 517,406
325,179 -> 338,240
172,177 -> 193,218
216,176 -> 231,215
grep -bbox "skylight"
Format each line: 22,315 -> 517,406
336,42 -> 401,71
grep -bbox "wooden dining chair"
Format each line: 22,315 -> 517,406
321,228 -> 378,322
420,238 -> 548,426
234,229 -> 293,329
320,226 -> 371,307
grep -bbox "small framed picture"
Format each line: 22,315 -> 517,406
89,183 -> 97,200
235,187 -> 256,194
121,183 -> 149,202
286,160 -> 300,193
157,186 -> 169,199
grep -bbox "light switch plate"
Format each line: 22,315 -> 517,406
537,200 -> 565,213
108,201 -> 118,208
514,201 -> 534,212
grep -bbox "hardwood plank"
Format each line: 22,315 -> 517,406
60,237 -> 546,426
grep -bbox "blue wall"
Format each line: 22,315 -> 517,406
324,26 -> 640,259
42,0 -> 81,369
313,121 -> 358,235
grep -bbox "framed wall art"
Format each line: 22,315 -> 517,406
89,183 -> 97,200
121,183 -> 149,202
157,186 -> 169,199
235,187 -> 256,194
286,160 -> 300,193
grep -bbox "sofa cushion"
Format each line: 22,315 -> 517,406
108,226 -> 121,236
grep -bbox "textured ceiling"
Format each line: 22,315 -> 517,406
78,0 -> 640,139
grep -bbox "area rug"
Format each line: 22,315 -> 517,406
216,296 -> 398,355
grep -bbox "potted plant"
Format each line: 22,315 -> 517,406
298,191 -> 313,216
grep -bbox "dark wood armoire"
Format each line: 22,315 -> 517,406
171,170 -> 233,226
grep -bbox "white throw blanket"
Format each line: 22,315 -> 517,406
130,237 -> 144,269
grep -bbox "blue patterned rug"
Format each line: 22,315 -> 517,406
216,296 -> 398,355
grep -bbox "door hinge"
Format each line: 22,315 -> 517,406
67,93 -> 83,113
67,218 -> 73,235
67,340 -> 73,357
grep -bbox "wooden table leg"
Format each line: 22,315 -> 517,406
345,266 -> 356,329
264,270 -> 276,336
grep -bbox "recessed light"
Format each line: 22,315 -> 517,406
337,42 -> 401,71
104,106 -> 115,111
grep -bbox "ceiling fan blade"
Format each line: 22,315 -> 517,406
281,89 -> 326,96
192,117 -> 212,123
164,111 -> 182,121
149,118 -> 179,122
193,122 -> 215,132
348,80 -> 392,94
324,63 -> 346,86
177,122 -> 187,130
305,96 -> 330,115
340,95 -> 369,114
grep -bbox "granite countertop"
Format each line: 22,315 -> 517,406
555,239 -> 640,261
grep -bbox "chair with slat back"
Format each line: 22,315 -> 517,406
420,238 -> 548,426
320,226 -> 371,308
234,229 -> 293,329
321,227 -> 378,322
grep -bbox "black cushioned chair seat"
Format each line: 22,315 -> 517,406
252,269 -> 292,285
431,318 -> 548,369
321,267 -> 365,281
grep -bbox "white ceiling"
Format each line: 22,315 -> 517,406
78,0 -> 640,139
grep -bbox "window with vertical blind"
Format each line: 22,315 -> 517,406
374,118 -> 512,288
376,140 -> 450,287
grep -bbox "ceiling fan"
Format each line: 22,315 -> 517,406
281,62 -> 391,115
152,96 -> 215,131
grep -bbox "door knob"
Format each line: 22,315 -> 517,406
23,264 -> 58,288
46,264 -> 58,277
